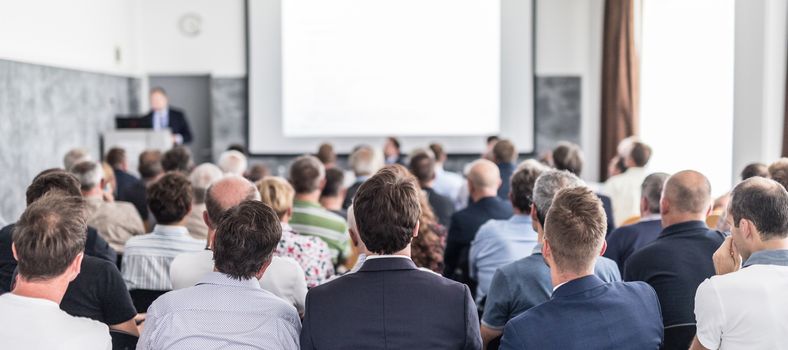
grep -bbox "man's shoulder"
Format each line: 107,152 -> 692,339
474,219 -> 506,239
500,254 -> 547,278
312,267 -> 466,297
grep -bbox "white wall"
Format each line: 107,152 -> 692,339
536,0 -> 605,182
0,0 -> 139,75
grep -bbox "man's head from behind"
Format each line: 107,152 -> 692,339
741,162 -> 769,181
492,139 -> 516,164
353,165 -> 421,255
552,142 -> 584,176
467,159 -> 501,198
768,158 -> 788,190
190,163 -> 223,205
139,149 -> 164,181
63,148 -> 91,171
727,177 -> 788,261
218,150 -> 248,176
349,146 -> 376,177
26,170 -> 82,206
205,175 -> 261,235
532,169 -> 585,229
321,168 -> 345,199
162,146 -> 193,173
429,143 -> 447,164
105,147 -> 127,171
288,155 -> 325,195
147,172 -> 193,225
408,153 -> 436,188
626,142 -> 652,168
660,170 -> 712,223
640,172 -> 669,216
510,160 -> 548,213
542,187 -> 607,275
213,200 -> 282,280
69,161 -> 104,193
13,193 -> 87,283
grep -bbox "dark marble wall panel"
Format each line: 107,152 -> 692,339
0,59 -> 139,222
534,76 -> 582,155
211,77 -> 247,161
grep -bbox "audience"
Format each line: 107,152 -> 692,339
604,141 -> 653,226
604,172 -> 669,273
444,159 -> 512,288
625,170 -> 725,350
741,162 -> 769,180
469,160 -> 545,303
105,147 -> 148,220
320,167 -> 347,219
138,149 -> 164,186
480,170 -> 620,347
218,149 -> 248,176
0,193 -> 112,349
63,148 -> 92,171
140,201 -> 301,349
70,161 -> 145,253
383,136 -> 406,165
768,158 -> 788,190
412,189 -> 448,274
499,187 -> 663,349
161,146 -> 193,173
691,177 -> 788,350
288,155 -> 351,267
257,176 -> 335,287
409,152 -> 455,227
170,176 -> 308,313
429,142 -> 466,210
300,166 -> 482,349
185,163 -> 223,240
122,173 -> 204,305
342,145 -> 376,209
316,142 -> 337,169
245,163 -> 271,183
491,139 -> 517,199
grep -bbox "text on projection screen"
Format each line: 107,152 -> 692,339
281,0 -> 501,137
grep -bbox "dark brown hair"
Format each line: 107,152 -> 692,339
493,139 -> 516,163
353,165 -> 421,254
162,146 -> 193,173
288,155 -> 325,193
105,147 -> 126,169
629,142 -> 652,167
544,187 -> 606,273
138,150 -> 164,180
13,193 -> 87,281
768,158 -> 788,191
510,161 -> 545,212
321,168 -> 345,197
213,200 -> 282,280
729,177 -> 788,240
408,153 -> 436,186
147,172 -> 192,224
741,163 -> 768,180
316,143 -> 336,165
552,142 -> 584,175
26,170 -> 82,205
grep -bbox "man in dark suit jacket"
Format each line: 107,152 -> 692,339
500,187 -> 663,350
342,146 -> 376,210
491,140 -> 517,199
444,160 -> 513,289
625,171 -> 725,350
408,153 -> 454,228
105,147 -> 148,220
141,87 -> 193,144
301,166 -> 482,350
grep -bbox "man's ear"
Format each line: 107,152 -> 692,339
542,239 -> 553,268
68,252 -> 84,282
640,196 -> 649,215
741,219 -> 756,241
599,240 -> 608,256
660,197 -> 669,216
319,178 -> 327,191
412,220 -> 420,239
11,243 -> 17,261
255,258 -> 273,280
705,203 -> 713,217
203,210 -> 213,229
349,227 -> 360,247
530,205 -> 540,231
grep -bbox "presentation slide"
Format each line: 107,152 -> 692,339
248,0 -> 533,154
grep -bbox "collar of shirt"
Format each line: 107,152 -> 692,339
743,249 -> 788,268
552,281 -> 568,292
152,224 -> 190,238
658,220 -> 708,239
349,253 -> 367,273
4,293 -> 60,309
293,199 -> 322,209
532,242 -> 544,255
365,254 -> 412,261
639,214 -> 661,222
195,271 -> 261,290
510,214 -> 532,225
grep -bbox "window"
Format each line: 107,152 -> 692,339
639,0 -> 735,196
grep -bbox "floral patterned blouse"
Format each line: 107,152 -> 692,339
277,223 -> 335,287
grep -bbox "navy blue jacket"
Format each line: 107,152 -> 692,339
604,218 -> 662,275
300,257 -> 482,350
500,275 -> 663,350
496,162 -> 515,199
424,187 -> 454,229
114,168 -> 148,221
598,193 -> 616,236
141,107 -> 193,144
443,196 -> 512,285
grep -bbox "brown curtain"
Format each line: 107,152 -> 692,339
600,0 -> 639,181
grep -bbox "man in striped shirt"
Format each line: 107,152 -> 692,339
288,155 -> 351,267
122,173 -> 204,292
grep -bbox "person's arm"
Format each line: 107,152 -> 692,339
689,336 -> 711,350
481,326 -> 503,350
480,269 -> 511,349
462,285 -> 482,350
498,323 -> 523,350
712,236 -> 741,275
89,232 -> 118,264
693,279 -> 724,350
101,261 -> 140,336
110,318 -> 139,337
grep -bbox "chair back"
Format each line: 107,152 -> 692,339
110,330 -> 138,350
129,289 -> 168,313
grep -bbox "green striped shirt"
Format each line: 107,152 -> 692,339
290,200 -> 350,265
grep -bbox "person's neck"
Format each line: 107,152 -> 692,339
471,189 -> 497,203
12,277 -> 69,304
82,188 -> 103,199
159,217 -> 188,228
295,192 -> 321,204
755,238 -> 788,253
421,180 -> 434,190
319,196 -> 343,211
551,267 -> 594,290
369,245 -> 411,258
661,213 -> 706,228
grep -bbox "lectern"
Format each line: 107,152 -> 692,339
102,129 -> 173,176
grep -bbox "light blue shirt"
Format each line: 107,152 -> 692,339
138,272 -> 301,350
152,109 -> 169,131
469,214 -> 539,301
432,167 -> 466,210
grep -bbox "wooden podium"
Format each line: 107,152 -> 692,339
102,129 -> 173,177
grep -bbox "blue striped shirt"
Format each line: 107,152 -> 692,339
122,225 -> 205,290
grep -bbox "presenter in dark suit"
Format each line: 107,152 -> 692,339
500,187 -> 663,350
142,87 -> 193,144
300,166 -> 482,350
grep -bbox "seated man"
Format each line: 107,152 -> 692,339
301,166 -> 482,349
625,170 -> 725,350
122,173 -> 204,294
0,193 -> 111,349
481,170 -> 621,347
691,177 -> 788,350
70,161 -> 146,253
469,160 -> 545,302
604,172 -> 669,274
140,201 -> 301,349
409,153 -> 455,228
106,147 -> 149,221
170,176 -> 307,314
500,187 -> 663,349
185,163 -> 223,240
1,170 -> 116,293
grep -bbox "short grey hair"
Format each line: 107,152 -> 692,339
190,163 -> 224,204
641,173 -> 669,214
63,148 -> 92,171
218,150 -> 248,176
533,169 -> 585,225
349,146 -> 376,176
69,161 -> 104,191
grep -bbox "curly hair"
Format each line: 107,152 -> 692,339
147,172 -> 192,224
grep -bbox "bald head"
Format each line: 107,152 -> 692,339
662,170 -> 711,215
204,175 -> 261,226
467,159 -> 501,193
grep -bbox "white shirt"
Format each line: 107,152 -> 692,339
433,166 -> 466,210
0,293 -> 111,350
170,250 -> 307,314
695,252 -> 788,350
122,225 -> 205,290
603,167 -> 648,226
139,272 -> 301,350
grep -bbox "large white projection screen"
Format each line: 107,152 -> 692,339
247,0 -> 533,154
